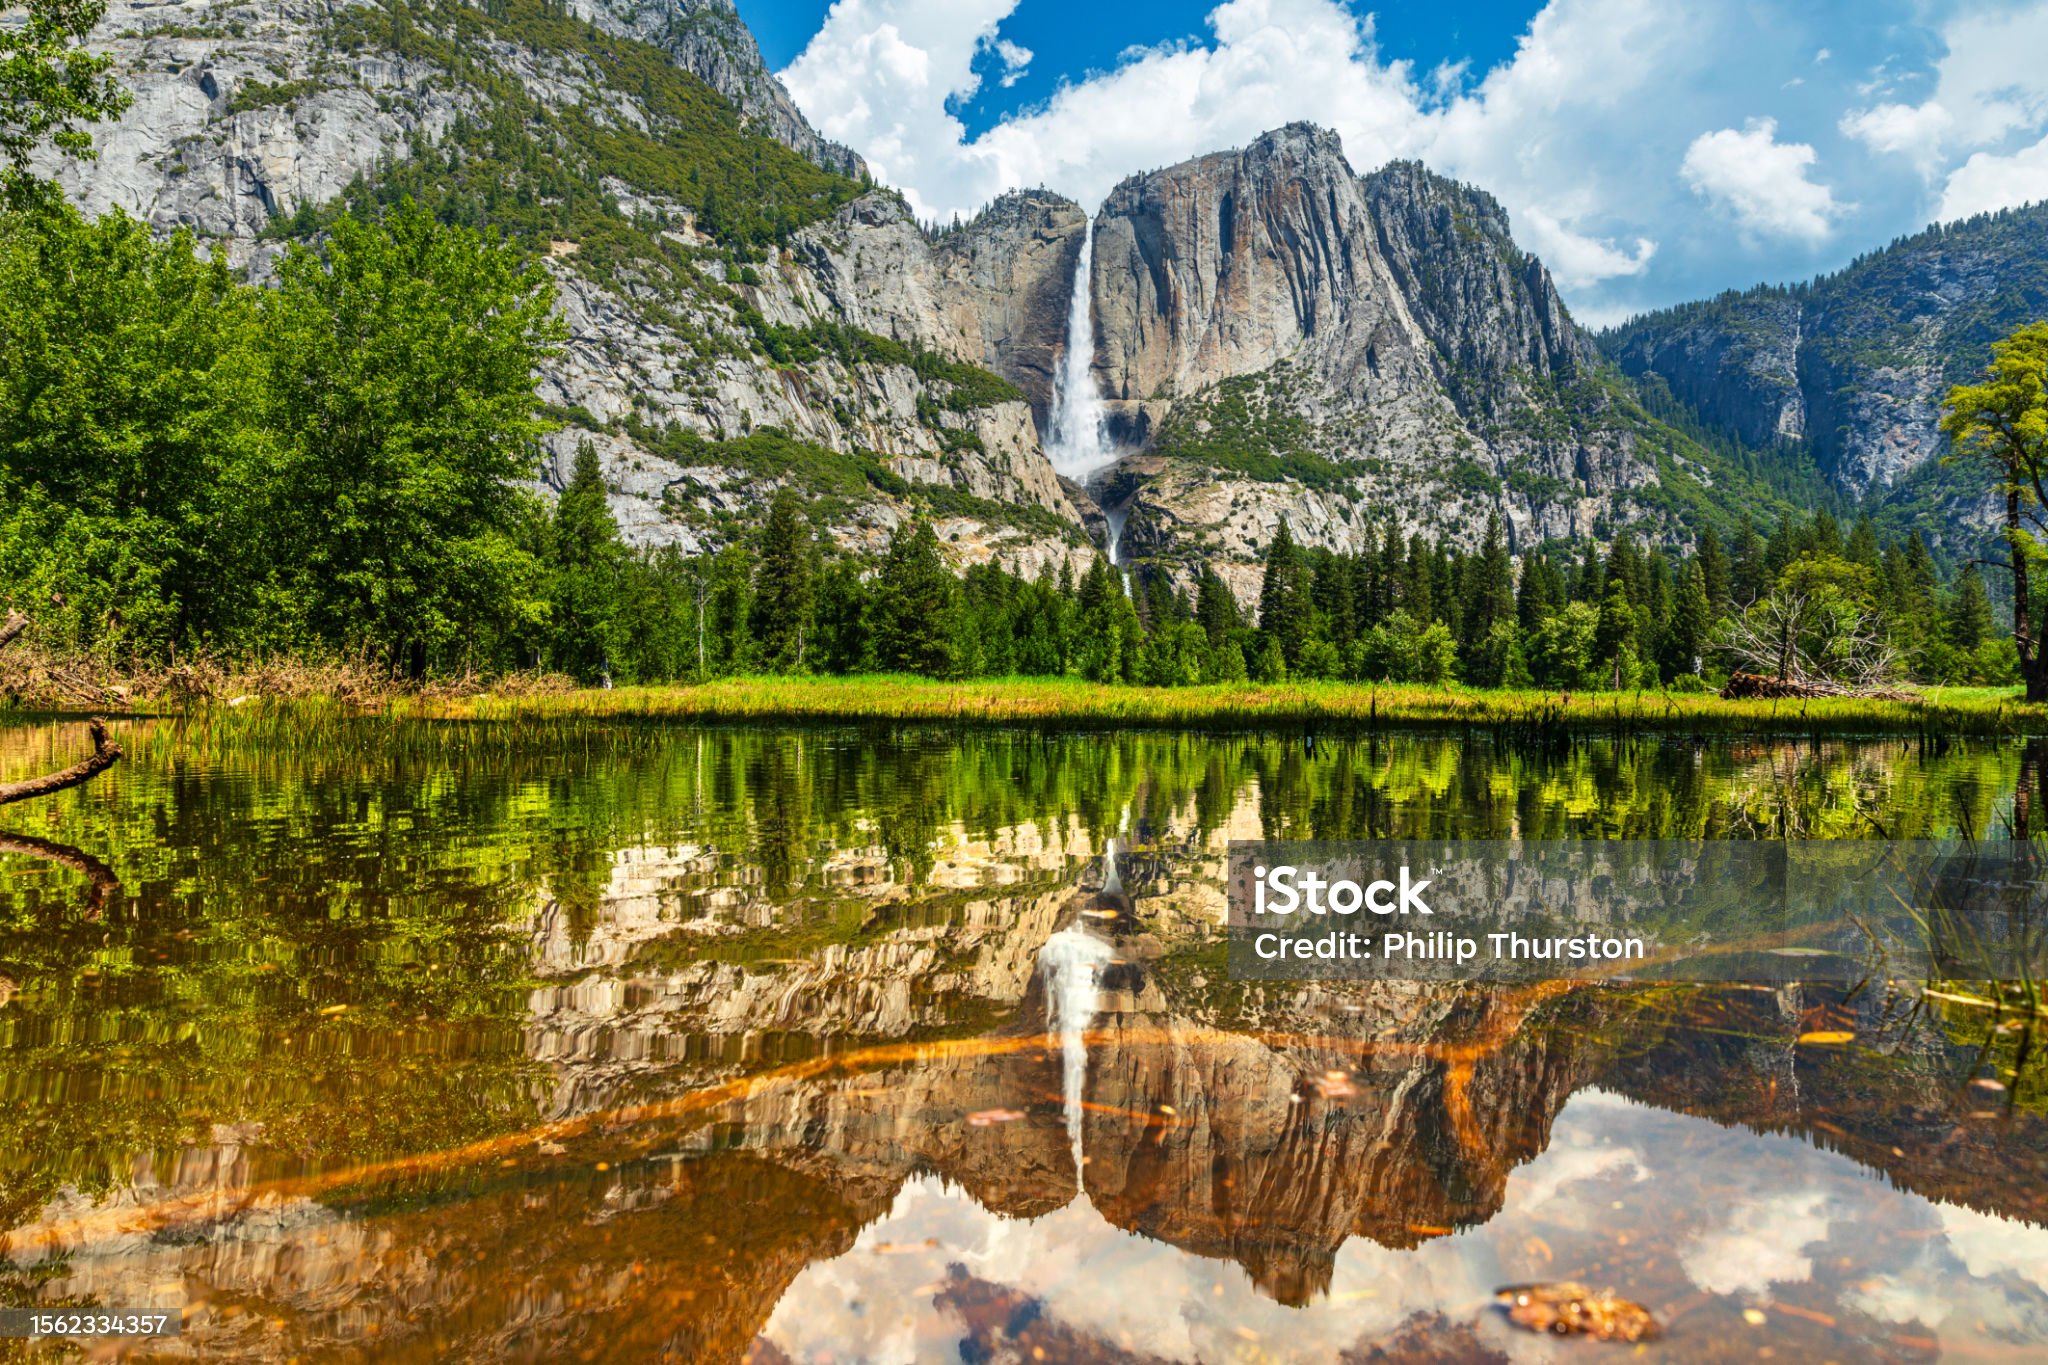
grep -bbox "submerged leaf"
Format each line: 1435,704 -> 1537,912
1496,1283 -> 1660,1342
1796,1030 -> 1856,1045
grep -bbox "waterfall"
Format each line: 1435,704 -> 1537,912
1048,219 -> 1113,484
1102,504 -> 1133,599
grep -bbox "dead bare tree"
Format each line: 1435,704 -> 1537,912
0,614 -> 123,806
1717,581 -> 1900,695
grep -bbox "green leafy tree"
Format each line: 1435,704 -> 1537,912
1358,610 -> 1458,684
1717,555 -> 1895,688
1942,321 -> 2048,700
1,0 -> 130,209
266,201 -> 564,674
1530,602 -> 1601,689
0,207 -> 271,654
1464,619 -> 1528,688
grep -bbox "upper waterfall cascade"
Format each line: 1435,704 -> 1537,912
1048,219 -> 1115,486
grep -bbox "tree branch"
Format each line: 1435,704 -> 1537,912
0,718 -> 122,807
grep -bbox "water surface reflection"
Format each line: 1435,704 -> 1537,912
1,722 -> 2045,1360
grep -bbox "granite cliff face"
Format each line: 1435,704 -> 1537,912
1080,125 -> 1671,593
1604,203 -> 2048,501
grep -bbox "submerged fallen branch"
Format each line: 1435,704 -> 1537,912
1720,671 -> 1917,703
0,718 -> 123,807
0,832 -> 122,916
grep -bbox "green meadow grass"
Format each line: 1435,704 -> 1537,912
407,677 -> 2045,735
16,676 -> 2043,736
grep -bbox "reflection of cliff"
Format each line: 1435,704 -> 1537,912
1592,984 -> 2048,1227
16,818 -> 2048,1362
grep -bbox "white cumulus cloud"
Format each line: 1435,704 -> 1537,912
1681,118 -> 1847,242
1841,4 -> 2048,169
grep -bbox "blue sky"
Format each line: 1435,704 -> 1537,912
738,1 -> 2048,326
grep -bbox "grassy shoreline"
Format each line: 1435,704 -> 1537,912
16,676 -> 2037,736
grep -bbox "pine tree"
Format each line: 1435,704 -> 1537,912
1809,510 -> 1845,560
707,544 -> 753,675
1595,580 -> 1636,683
1518,551 -> 1560,632
1312,554 -> 1357,648
1403,533 -> 1435,622
1731,518 -> 1765,607
1196,567 -> 1243,646
547,439 -> 625,681
1257,519 -> 1313,667
1461,512 -> 1516,653
1948,564 -> 1995,650
1571,539 -> 1604,604
1375,524 -> 1404,623
1665,561 -> 1709,679
875,520 -> 954,674
751,487 -> 818,673
1697,526 -> 1731,620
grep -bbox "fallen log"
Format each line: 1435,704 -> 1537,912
1720,671 -> 1916,703
0,718 -> 123,807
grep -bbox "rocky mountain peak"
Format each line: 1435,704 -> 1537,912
575,0 -> 868,178
1360,159 -> 1591,416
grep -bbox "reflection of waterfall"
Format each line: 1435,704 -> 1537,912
1048,219 -> 1113,484
1038,927 -> 1110,1178
1037,837 -> 1119,1179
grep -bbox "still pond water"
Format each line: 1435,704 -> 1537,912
2,718 -> 2048,1362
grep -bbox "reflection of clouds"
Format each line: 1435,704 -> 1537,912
1940,1201 -> 2048,1292
760,1090 -> 2048,1362
1842,1265 -> 1954,1329
762,1174 -> 1517,1363
1679,1189 -> 1830,1296
1507,1090 -> 1647,1212
1842,1206 -> 2048,1347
